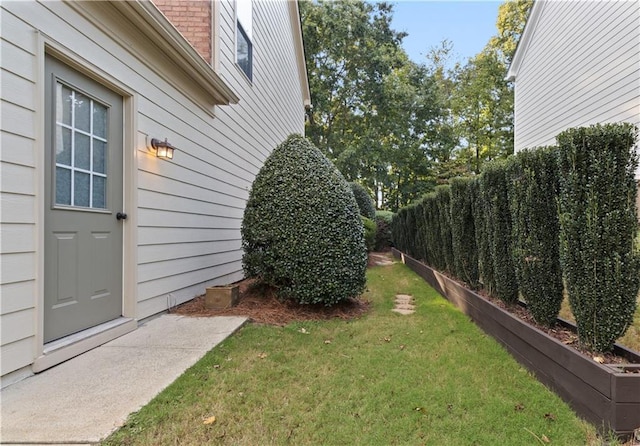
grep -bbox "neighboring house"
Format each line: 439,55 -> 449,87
0,0 -> 310,386
507,0 -> 640,184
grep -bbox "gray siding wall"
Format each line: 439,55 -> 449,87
0,0 -> 305,377
513,0 -> 640,178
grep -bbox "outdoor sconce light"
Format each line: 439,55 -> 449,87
150,138 -> 176,160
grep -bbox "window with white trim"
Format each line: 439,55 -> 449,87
236,0 -> 252,81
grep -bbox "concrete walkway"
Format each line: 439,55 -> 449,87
0,314 -> 247,445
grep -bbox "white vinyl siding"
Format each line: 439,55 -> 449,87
513,1 -> 640,178
1,8 -> 39,377
0,0 -> 305,378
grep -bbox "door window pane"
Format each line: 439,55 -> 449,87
74,92 -> 91,132
93,140 -> 106,174
93,176 -> 106,209
74,172 -> 90,207
56,167 -> 71,205
56,84 -> 73,126
74,132 -> 91,170
93,104 -> 107,138
56,126 -> 72,166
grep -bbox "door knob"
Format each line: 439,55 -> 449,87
116,212 -> 128,221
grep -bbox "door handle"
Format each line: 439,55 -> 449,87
116,212 -> 128,221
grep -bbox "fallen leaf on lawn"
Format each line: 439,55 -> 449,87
514,403 -> 525,411
414,407 -> 426,413
203,416 -> 216,425
541,434 -> 550,443
544,413 -> 556,421
213,364 -> 220,369
399,345 -> 405,350
298,328 -> 309,334
382,337 -> 391,342
258,352 -> 268,359
593,356 -> 605,364
324,340 -> 331,344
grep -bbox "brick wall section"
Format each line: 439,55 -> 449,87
153,0 -> 212,63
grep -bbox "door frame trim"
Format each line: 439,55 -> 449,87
35,35 -> 138,370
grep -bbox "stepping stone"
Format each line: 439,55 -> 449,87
395,294 -> 413,303
392,308 -> 415,315
392,294 -> 415,315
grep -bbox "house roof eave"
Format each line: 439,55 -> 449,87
506,0 -> 545,82
109,0 -> 239,105
288,1 -> 312,109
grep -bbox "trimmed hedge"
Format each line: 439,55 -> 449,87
350,182 -> 376,220
422,193 -> 442,270
241,134 -> 367,306
390,123 -> 640,352
450,177 -> 479,288
472,177 -> 495,294
361,216 -> 376,252
506,147 -> 563,326
480,161 -> 518,303
374,210 -> 394,251
436,186 -> 455,274
556,124 -> 640,351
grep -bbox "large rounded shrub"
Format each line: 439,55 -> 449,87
241,134 -> 367,306
350,182 -> 376,220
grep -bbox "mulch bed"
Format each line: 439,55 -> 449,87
169,254 -> 390,326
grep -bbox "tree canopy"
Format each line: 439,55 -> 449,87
301,0 -> 533,210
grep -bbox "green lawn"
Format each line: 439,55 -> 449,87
104,261 -> 602,445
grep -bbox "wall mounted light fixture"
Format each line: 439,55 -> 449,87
150,138 -> 176,160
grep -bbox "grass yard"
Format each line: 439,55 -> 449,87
104,261 -> 603,445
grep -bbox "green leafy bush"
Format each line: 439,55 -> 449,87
374,210 -> 394,251
450,177 -> 479,288
361,216 -> 376,252
556,124 -> 640,351
242,134 -> 367,306
506,147 -> 563,326
350,182 -> 376,220
480,161 -> 518,303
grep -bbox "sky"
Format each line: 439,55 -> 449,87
389,1 -> 502,67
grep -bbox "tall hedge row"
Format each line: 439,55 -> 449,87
480,161 -> 518,304
472,177 -> 495,294
506,147 -> 563,326
436,186 -> 455,274
450,177 -> 479,288
556,124 -> 640,352
390,123 -> 639,352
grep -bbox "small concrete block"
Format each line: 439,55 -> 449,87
205,285 -> 239,309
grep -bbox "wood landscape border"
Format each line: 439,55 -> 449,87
391,248 -> 640,439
